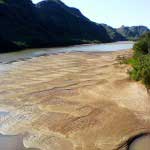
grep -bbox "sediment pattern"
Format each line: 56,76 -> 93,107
0,50 -> 150,150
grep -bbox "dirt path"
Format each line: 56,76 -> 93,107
0,50 -> 149,150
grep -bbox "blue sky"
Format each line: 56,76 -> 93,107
32,0 -> 150,28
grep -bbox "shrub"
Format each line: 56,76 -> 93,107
129,55 -> 150,87
128,32 -> 150,88
133,40 -> 148,54
133,32 -> 150,55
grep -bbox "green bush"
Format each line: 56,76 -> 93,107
128,32 -> 150,88
129,55 -> 150,88
133,32 -> 150,55
133,40 -> 148,54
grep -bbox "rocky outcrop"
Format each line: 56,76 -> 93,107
117,25 -> 150,40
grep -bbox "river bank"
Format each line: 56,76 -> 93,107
0,49 -> 149,150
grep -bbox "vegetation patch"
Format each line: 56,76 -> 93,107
127,32 -> 150,88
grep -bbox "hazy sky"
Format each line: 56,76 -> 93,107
32,0 -> 150,28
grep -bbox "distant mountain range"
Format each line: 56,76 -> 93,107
101,24 -> 127,41
0,0 -> 149,53
116,25 -> 150,40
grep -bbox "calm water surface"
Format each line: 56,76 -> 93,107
0,41 -> 134,64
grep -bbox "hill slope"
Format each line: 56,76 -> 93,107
0,0 -> 54,49
0,0 -> 111,52
36,0 -> 111,43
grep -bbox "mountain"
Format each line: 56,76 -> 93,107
117,25 -> 150,40
35,0 -> 111,43
0,0 -> 149,53
0,0 -> 57,49
102,24 -> 150,41
101,24 -> 127,41
0,0 -> 111,53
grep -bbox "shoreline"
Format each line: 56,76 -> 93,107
1,49 -> 130,64
0,41 -> 133,54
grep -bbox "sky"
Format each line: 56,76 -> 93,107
32,0 -> 150,28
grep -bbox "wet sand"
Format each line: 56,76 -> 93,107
0,50 -> 150,150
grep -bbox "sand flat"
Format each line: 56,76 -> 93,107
0,50 -> 150,150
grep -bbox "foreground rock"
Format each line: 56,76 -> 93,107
0,50 -> 150,150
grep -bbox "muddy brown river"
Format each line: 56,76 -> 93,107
0,42 -> 150,150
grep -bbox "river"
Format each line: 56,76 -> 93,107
0,41 -> 134,64
2,41 -> 149,150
